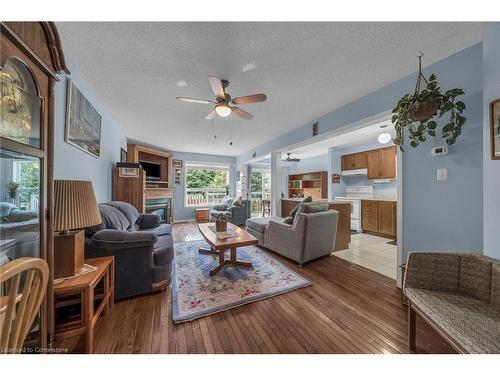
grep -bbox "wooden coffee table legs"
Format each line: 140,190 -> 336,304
198,246 -> 253,276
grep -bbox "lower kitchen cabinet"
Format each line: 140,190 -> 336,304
361,200 -> 397,239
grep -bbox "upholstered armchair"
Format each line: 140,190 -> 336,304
247,202 -> 339,266
210,197 -> 251,226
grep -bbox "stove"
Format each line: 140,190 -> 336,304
334,186 -> 373,231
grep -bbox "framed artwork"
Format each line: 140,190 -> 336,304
118,167 -> 139,178
490,99 -> 500,160
65,78 -> 102,158
120,148 -> 127,162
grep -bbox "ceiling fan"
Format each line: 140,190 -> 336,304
176,76 -> 267,120
283,152 -> 301,163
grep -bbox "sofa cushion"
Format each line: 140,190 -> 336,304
140,223 -> 172,237
281,216 -> 293,225
459,256 -> 492,303
232,196 -> 243,207
105,201 -> 140,227
153,234 -> 174,265
0,202 -> 16,217
406,288 -> 500,354
4,209 -> 38,222
302,202 -> 329,213
97,204 -> 131,231
213,203 -> 228,211
289,196 -> 312,218
246,216 -> 282,233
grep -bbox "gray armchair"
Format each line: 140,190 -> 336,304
85,201 -> 174,299
246,202 -> 339,266
210,197 -> 251,226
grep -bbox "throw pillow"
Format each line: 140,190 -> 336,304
281,216 -> 293,225
302,202 -> 329,213
232,196 -> 243,207
289,196 -> 312,218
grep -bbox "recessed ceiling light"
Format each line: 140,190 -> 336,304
242,62 -> 257,72
176,80 -> 188,87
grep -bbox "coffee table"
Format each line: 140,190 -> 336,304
198,222 -> 258,276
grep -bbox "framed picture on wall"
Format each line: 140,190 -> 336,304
490,98 -> 500,160
65,78 -> 102,158
120,147 -> 127,162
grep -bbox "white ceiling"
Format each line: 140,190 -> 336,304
285,120 -> 395,159
56,22 -> 482,157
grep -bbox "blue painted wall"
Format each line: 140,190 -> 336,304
169,151 -> 236,222
54,58 -> 127,203
483,23 -> 500,259
238,43 -> 484,256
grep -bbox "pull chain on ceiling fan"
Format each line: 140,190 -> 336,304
176,76 -> 267,121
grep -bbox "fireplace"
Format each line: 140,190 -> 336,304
145,198 -> 172,223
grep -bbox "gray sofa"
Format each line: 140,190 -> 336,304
210,197 -> 251,226
85,201 -> 174,300
404,252 -> 500,353
246,202 -> 339,266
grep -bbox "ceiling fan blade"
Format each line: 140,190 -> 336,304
177,97 -> 213,104
232,107 -> 254,120
208,76 -> 225,99
205,108 -> 216,120
231,94 -> 267,105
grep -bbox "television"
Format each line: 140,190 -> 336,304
139,160 -> 161,180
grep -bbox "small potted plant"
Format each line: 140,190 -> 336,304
7,181 -> 20,202
215,212 -> 231,232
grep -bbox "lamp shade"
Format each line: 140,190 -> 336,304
53,180 -> 102,232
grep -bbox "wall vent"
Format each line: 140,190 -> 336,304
312,122 -> 319,136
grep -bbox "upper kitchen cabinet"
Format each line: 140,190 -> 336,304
341,152 -> 367,171
367,146 -> 397,179
342,145 -> 397,179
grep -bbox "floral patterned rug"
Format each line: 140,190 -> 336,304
171,240 -> 311,323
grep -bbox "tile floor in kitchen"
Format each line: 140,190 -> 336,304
333,233 -> 397,279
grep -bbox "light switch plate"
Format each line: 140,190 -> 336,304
437,168 -> 448,181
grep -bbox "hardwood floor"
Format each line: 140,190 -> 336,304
57,222 -> 454,354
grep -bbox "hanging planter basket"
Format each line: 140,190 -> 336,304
391,53 -> 467,151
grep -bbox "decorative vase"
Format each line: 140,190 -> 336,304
216,220 -> 227,232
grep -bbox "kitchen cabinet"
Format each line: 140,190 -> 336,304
361,200 -> 379,232
361,199 -> 397,239
378,201 -> 397,237
341,146 -> 396,179
341,152 -> 367,171
367,146 -> 397,179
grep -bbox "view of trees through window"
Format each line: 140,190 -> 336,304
185,167 -> 228,206
250,170 -> 271,214
15,160 -> 40,210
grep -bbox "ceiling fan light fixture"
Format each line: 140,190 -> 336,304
215,104 -> 231,117
378,132 -> 392,144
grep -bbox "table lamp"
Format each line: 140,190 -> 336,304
53,180 -> 102,278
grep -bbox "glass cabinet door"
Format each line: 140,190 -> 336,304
0,149 -> 40,263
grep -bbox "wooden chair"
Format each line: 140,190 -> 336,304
262,200 -> 271,217
0,257 -> 49,353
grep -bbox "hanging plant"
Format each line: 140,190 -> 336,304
391,53 -> 467,151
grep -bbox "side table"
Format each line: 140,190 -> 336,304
53,256 -> 114,353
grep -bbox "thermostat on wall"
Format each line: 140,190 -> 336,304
431,147 -> 448,156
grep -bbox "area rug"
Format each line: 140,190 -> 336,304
171,240 -> 311,323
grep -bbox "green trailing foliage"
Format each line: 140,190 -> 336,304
391,73 -> 467,151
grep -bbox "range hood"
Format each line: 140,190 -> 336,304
341,168 -> 368,176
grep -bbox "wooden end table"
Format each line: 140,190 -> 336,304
198,222 -> 258,276
53,256 -> 114,353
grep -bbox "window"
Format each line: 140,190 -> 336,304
185,163 -> 229,207
250,169 -> 271,214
